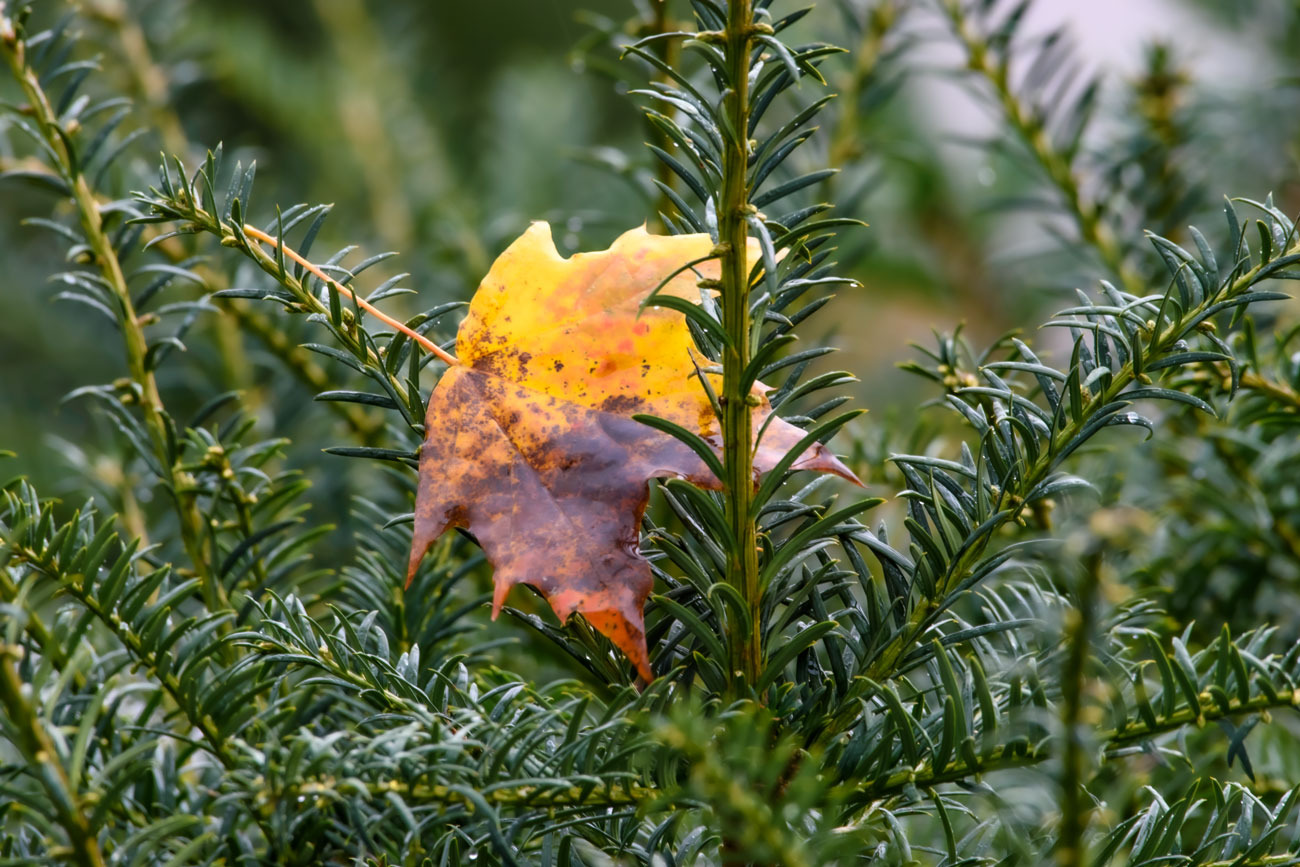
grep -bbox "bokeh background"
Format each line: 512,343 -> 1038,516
3,0 -> 1299,570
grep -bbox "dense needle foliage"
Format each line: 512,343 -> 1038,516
2,0 -> 1300,864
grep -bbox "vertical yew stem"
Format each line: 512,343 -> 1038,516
0,16 -> 226,614
0,647 -> 106,867
718,0 -> 760,688
1058,551 -> 1100,867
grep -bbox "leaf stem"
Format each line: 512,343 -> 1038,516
158,202 -> 428,416
241,224 -> 459,366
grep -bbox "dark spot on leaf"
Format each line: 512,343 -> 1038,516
599,394 -> 644,414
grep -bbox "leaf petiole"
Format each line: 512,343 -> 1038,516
241,223 -> 459,367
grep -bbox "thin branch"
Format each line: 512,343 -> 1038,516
0,646 -> 106,867
1058,552 -> 1101,867
0,567 -> 83,689
826,1 -> 901,170
2,534 -> 284,847
140,224 -> 387,439
1240,370 -> 1300,411
241,224 -> 459,366
278,777 -> 647,811
144,196 -> 430,416
940,0 -> 1142,296
850,683 -> 1299,806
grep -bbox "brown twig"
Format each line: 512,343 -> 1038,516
1240,370 -> 1300,411
240,224 -> 459,366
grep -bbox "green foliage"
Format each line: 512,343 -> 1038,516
2,0 -> 1300,864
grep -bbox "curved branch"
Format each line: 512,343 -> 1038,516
847,685 -> 1298,806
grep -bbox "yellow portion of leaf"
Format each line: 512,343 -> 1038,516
459,223 -> 720,430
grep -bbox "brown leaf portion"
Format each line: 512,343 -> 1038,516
409,365 -> 719,680
408,223 -> 859,681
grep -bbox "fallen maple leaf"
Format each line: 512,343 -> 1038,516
407,223 -> 859,681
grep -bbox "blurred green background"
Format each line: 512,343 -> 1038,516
3,0 -> 1299,523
